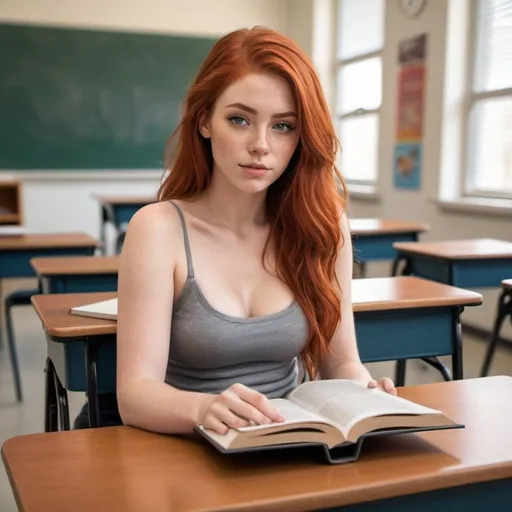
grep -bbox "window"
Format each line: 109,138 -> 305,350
465,0 -> 512,198
335,0 -> 384,186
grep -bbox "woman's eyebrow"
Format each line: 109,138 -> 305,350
225,102 -> 297,118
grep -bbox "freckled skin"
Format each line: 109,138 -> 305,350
199,72 -> 300,197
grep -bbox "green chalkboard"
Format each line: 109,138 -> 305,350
0,23 -> 217,170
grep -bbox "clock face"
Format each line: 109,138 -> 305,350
399,0 -> 427,18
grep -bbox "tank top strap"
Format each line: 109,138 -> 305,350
168,200 -> 195,279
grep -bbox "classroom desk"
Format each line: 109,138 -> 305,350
0,233 -> 98,279
31,255 -> 119,294
2,377 -> 511,512
31,276 -> 482,431
392,238 -> 512,288
0,234 -> 98,401
93,195 -> 155,253
392,238 -> 512,384
350,219 -> 428,274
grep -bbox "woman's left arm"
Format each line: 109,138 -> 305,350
318,214 -> 397,395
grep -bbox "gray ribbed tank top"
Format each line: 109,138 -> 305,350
165,201 -> 309,398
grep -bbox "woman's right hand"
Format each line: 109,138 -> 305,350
198,383 -> 285,435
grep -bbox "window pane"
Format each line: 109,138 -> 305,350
338,114 -> 379,182
337,58 -> 382,114
474,0 -> 512,92
467,96 -> 512,193
337,0 -> 384,60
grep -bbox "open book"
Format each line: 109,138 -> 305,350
195,379 -> 462,463
70,297 -> 117,320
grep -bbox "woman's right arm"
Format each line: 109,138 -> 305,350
116,203 -> 283,435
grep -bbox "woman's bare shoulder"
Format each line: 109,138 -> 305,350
123,201 -> 184,254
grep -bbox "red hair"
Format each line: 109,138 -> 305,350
158,27 -> 347,379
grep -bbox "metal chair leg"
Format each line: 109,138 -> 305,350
5,298 -> 23,401
480,291 -> 511,377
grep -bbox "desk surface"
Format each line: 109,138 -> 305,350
93,195 -> 156,206
393,238 -> 512,260
349,219 -> 429,236
31,255 -> 119,276
0,233 -> 98,251
2,377 -> 511,512
31,277 -> 482,338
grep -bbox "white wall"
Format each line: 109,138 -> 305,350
0,0 -> 291,252
0,0 -> 289,36
347,0 -> 512,337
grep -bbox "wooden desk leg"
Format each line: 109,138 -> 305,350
44,358 -> 59,433
85,342 -> 101,428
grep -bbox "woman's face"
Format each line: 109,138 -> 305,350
200,72 -> 300,195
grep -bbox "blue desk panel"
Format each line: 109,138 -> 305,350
42,274 -> 118,294
407,256 -> 512,288
322,477 -> 511,512
0,247 -> 95,278
353,233 -> 418,262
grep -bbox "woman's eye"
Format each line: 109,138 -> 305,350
229,116 -> 248,126
273,122 -> 293,132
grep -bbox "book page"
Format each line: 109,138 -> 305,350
287,380 -> 441,435
235,398 -> 336,432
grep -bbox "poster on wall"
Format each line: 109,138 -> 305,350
393,33 -> 428,191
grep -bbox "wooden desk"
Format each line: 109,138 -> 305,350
0,233 -> 98,278
31,255 -> 119,293
31,277 -> 482,430
393,238 -> 512,288
3,377 -> 511,512
0,233 -> 98,401
93,195 -> 155,253
349,219 -> 428,274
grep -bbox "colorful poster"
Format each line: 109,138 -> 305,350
394,143 -> 422,190
393,33 -> 428,192
396,66 -> 426,140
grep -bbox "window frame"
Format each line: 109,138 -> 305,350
462,0 -> 512,200
334,0 -> 384,187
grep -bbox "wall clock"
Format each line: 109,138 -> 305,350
399,0 -> 427,18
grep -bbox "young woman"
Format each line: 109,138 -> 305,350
115,26 -> 395,436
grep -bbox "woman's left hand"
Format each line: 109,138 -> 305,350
368,377 -> 397,395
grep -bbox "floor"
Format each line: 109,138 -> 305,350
1,278 -> 511,511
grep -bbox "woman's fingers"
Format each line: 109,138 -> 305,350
379,377 -> 397,395
368,377 -> 397,395
229,384 -> 285,423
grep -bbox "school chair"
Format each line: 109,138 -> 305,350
480,279 -> 512,377
4,287 -> 40,401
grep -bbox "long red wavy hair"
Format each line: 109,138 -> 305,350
158,27 -> 348,379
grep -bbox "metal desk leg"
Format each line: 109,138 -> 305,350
452,307 -> 464,380
44,357 -> 59,432
395,360 -> 406,387
421,357 -> 452,381
85,342 -> 101,428
53,370 -> 70,431
99,205 -> 108,255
